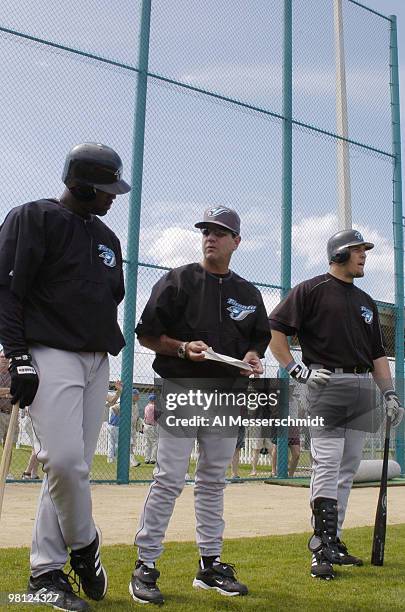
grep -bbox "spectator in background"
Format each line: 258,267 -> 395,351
131,388 -> 141,468
271,383 -> 302,478
270,429 -> 301,478
143,394 -> 158,464
249,433 -> 273,477
20,408 -> 41,479
106,381 -> 122,463
22,448 -> 41,480
229,425 -> 246,480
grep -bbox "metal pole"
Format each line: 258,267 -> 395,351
278,0 -> 293,479
334,0 -> 352,230
117,0 -> 152,484
389,15 -> 404,473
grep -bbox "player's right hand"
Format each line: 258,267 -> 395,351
186,340 -> 209,361
287,362 -> 331,388
384,390 -> 404,428
8,353 -> 39,408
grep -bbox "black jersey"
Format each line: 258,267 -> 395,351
269,273 -> 385,369
0,199 -> 125,355
136,263 -> 270,378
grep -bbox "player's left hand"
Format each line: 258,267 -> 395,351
384,390 -> 404,428
241,351 -> 263,377
8,353 -> 39,408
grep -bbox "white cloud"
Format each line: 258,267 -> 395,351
181,63 -> 388,103
146,227 -> 202,268
292,213 -> 394,274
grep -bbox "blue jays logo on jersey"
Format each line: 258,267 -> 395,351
98,244 -> 116,268
361,306 -> 373,324
207,206 -> 229,218
227,298 -> 256,321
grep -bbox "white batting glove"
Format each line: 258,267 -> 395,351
287,362 -> 331,389
384,390 -> 404,428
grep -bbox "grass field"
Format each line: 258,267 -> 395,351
3,446 -> 393,483
2,525 -> 405,611
2,446 -> 281,482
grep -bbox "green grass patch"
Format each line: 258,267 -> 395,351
2,525 -> 405,611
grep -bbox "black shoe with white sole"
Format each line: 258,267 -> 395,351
193,560 -> 248,596
70,527 -> 107,600
129,560 -> 164,605
310,548 -> 335,580
27,570 -> 89,611
336,538 -> 363,566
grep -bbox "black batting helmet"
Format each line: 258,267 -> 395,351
62,143 -> 131,196
327,229 -> 374,264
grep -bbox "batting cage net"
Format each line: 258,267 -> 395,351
0,0 -> 403,483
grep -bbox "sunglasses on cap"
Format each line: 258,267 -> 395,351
201,228 -> 237,238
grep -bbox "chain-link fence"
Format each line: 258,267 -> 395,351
0,0 -> 403,483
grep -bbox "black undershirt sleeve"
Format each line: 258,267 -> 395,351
0,287 -> 28,356
268,318 -> 296,337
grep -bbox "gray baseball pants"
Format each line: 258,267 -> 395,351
28,345 -> 109,577
135,423 -> 238,563
308,371 -> 372,536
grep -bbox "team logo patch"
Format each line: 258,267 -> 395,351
355,231 -> 363,240
98,244 -> 116,268
207,206 -> 229,218
227,298 -> 256,321
361,306 -> 373,324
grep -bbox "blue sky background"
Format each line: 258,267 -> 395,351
0,0 -> 403,379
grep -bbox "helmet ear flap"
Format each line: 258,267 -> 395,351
69,185 -> 97,201
331,248 -> 350,264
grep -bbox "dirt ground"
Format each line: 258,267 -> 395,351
1,481 -> 405,548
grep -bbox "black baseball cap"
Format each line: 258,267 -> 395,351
195,206 -> 241,235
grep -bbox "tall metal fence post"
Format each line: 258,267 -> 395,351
277,0 -> 293,479
389,15 -> 404,473
117,0 -> 152,484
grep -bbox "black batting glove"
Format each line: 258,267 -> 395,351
8,353 -> 39,408
287,362 -> 331,389
384,390 -> 404,428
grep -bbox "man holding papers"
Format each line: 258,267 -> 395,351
129,206 -> 270,604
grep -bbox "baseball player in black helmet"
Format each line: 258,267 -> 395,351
0,143 -> 130,610
269,229 -> 403,581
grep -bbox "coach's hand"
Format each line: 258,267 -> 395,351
287,362 -> 331,389
241,351 -> 262,377
8,353 -> 39,408
384,390 -> 404,428
186,340 -> 209,362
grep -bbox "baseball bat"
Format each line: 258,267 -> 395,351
371,414 -> 391,566
0,401 -> 20,520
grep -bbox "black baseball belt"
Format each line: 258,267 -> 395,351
326,366 -> 371,374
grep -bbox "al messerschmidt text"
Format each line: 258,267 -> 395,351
165,415 -> 325,427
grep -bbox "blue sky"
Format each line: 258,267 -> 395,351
0,0 -> 403,379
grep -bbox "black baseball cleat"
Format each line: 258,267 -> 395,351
129,560 -> 164,605
27,569 -> 89,611
310,549 -> 335,580
70,526 -> 107,600
336,538 -> 363,566
192,560 -> 248,596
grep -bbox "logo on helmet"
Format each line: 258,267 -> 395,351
355,231 -> 363,241
207,207 -> 229,217
227,298 -> 256,321
361,306 -> 373,325
98,244 -> 116,268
